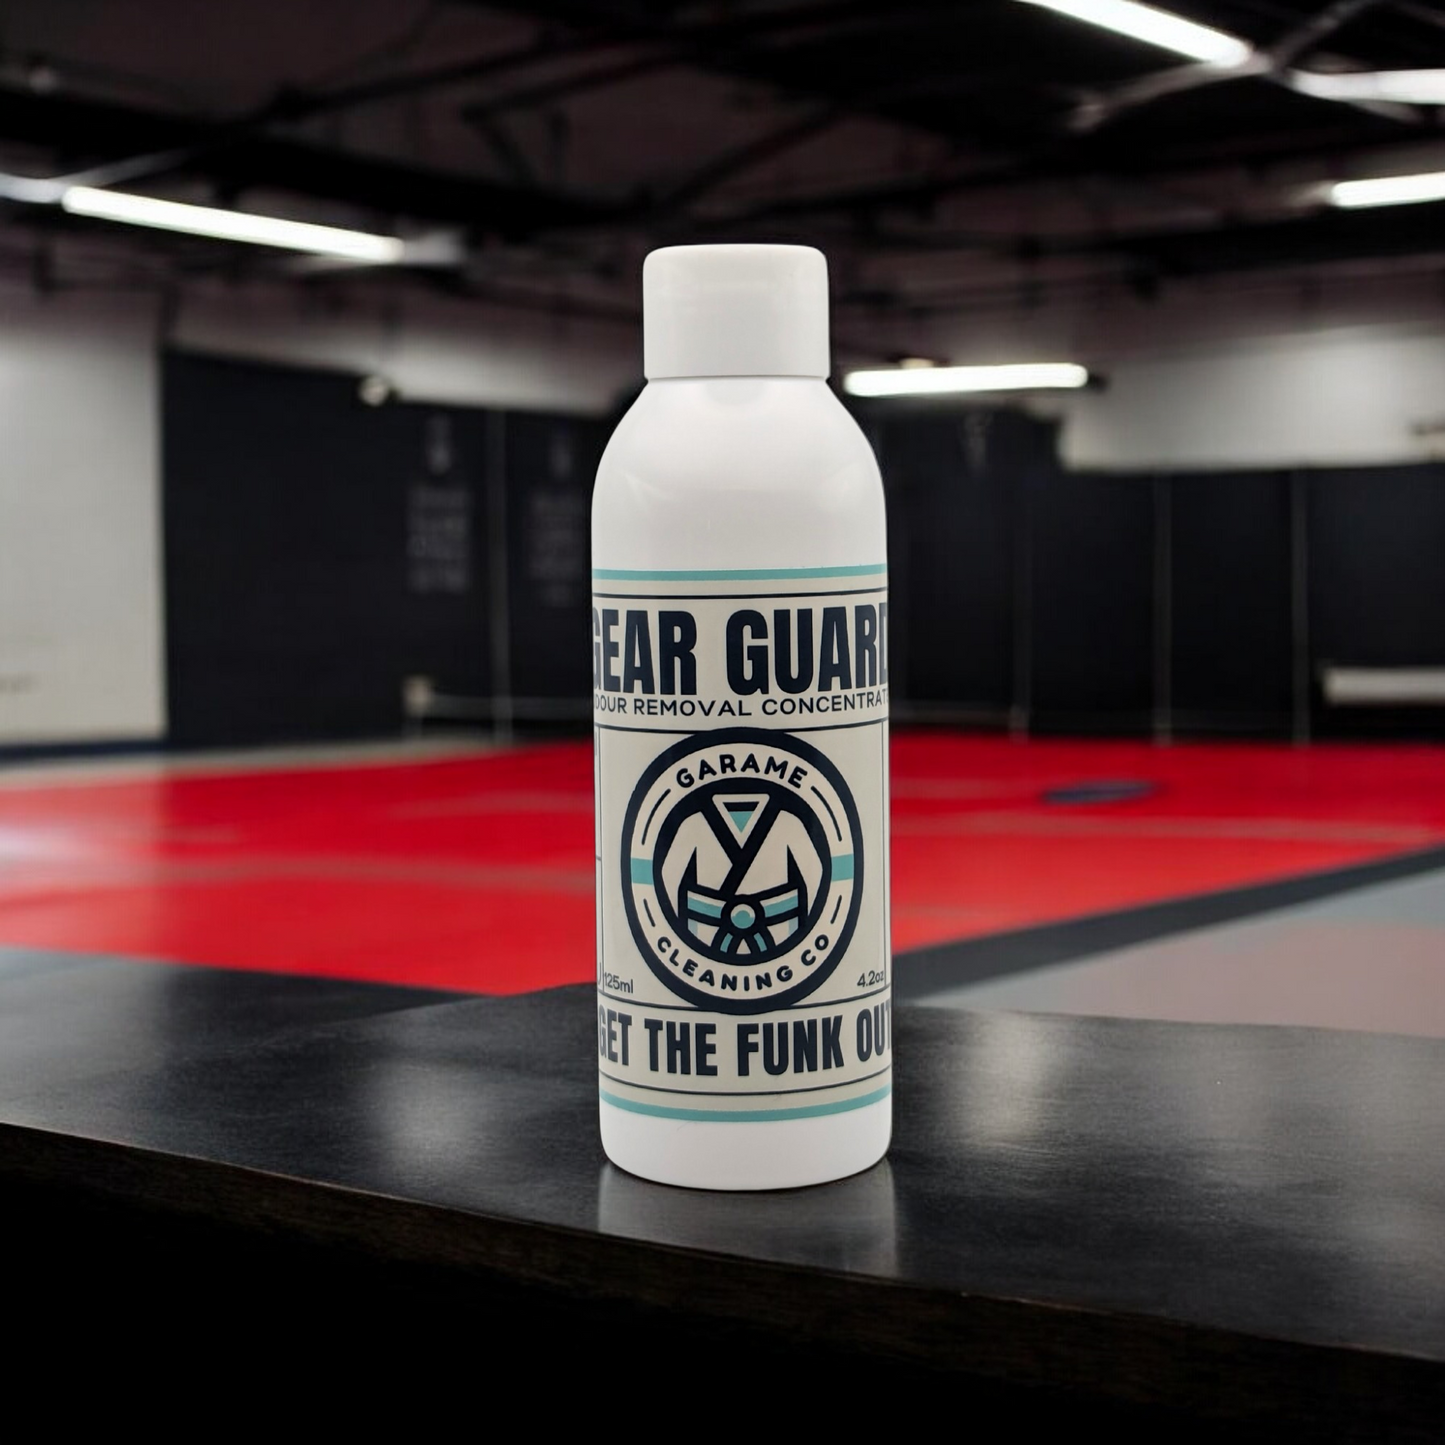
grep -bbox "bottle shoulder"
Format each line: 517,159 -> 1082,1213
592,378 -> 885,571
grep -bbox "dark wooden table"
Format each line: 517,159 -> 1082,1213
1,949 -> 1441,1437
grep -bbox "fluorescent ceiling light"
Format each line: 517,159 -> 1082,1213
1290,69 -> 1445,105
60,186 -> 406,263
1017,0 -> 1253,66
1328,172 -> 1445,209
844,363 -> 1091,397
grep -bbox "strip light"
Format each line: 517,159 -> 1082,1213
1291,69 -> 1445,106
843,364 -> 1091,397
1329,172 -> 1445,209
1017,0 -> 1253,66
61,186 -> 406,263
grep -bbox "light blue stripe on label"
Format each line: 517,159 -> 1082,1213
629,857 -> 653,884
832,854 -> 855,881
592,564 -> 886,582
599,1083 -> 891,1124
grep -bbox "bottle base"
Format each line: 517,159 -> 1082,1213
599,1094 -> 891,1190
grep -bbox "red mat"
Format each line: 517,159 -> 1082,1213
2,734 -> 1444,993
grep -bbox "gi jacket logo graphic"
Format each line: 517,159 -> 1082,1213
621,728 -> 863,1013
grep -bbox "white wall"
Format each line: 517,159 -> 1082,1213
854,266 -> 1445,472
1061,323 -> 1445,472
0,293 -> 165,745
171,282 -> 637,416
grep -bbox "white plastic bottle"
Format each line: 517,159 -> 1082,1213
592,244 -> 891,1189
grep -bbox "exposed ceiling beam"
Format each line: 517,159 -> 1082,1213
644,105 -> 850,218
1092,194 -> 1445,278
473,0 -> 1016,143
843,194 -> 1445,288
461,51 -> 684,125
0,86 -> 615,234
2,3 -> 964,219
1066,0 -> 1430,133
704,115 -> 1442,230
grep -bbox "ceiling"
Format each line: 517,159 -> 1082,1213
1,0 -> 1442,343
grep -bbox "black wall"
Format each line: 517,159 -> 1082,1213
164,352 -> 599,747
1169,472 -> 1294,734
876,410 -> 1038,722
163,355 -> 1445,746
1309,465 -> 1445,738
865,399 -> 1445,740
503,411 -> 602,709
1028,470 -> 1155,735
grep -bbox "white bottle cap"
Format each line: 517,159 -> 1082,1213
643,244 -> 829,380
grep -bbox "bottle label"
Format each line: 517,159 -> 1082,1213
593,566 -> 890,1123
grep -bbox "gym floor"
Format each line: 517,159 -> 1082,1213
4,732 -> 1443,1034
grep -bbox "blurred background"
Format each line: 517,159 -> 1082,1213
2,2 -> 1445,1019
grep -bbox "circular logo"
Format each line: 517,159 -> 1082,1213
620,728 -> 863,1014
